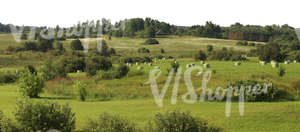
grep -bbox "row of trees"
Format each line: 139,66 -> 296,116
0,23 -> 10,33
2,18 -> 299,43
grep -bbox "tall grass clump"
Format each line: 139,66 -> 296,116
73,81 -> 88,101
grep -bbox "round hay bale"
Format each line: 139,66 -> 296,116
284,60 -> 291,64
271,62 -> 279,68
260,61 -> 267,65
235,62 -> 241,66
137,66 -> 144,70
200,61 -> 205,64
294,60 -> 298,63
271,60 -> 277,65
186,64 -> 191,68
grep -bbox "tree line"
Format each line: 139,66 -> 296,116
1,18 -> 298,43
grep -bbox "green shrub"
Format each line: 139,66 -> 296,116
83,113 -> 137,132
0,72 -> 18,84
194,50 -> 207,61
278,67 -> 286,77
15,100 -> 75,132
65,57 -> 86,73
85,56 -> 112,76
96,64 -> 129,80
41,59 -> 67,80
144,38 -> 159,45
38,38 -> 54,52
115,64 -> 130,79
70,39 -> 84,50
55,42 -> 65,51
23,41 -> 38,51
24,65 -> 37,75
236,41 -> 248,46
160,48 -> 165,53
206,45 -> 214,52
227,80 -> 281,102
208,50 -> 247,61
287,51 -> 300,61
148,110 -> 222,132
73,81 -> 88,101
18,69 -> 45,98
108,48 -> 116,55
138,47 -> 150,53
170,60 -> 180,73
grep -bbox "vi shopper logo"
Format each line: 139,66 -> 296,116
147,66 -> 272,117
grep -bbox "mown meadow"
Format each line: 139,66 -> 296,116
0,33 -> 300,132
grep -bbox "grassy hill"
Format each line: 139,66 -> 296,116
1,34 -> 300,131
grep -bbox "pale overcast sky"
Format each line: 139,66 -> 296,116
0,0 -> 299,28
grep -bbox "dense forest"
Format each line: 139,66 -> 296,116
0,18 -> 298,43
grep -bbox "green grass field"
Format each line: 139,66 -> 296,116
1,84 -> 300,132
0,34 -> 299,131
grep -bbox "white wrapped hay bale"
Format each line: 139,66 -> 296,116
186,64 -> 191,68
137,66 -> 144,70
271,60 -> 277,65
235,62 -> 241,66
259,61 -> 266,65
271,62 -> 279,68
284,60 -> 291,64
203,63 -> 210,68
294,60 -> 298,63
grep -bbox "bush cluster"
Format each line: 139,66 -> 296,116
85,56 -> 113,76
144,38 -> 159,45
138,47 -> 150,53
18,69 -> 45,98
70,39 -> 84,50
41,59 -> 68,80
0,71 -> 19,84
208,49 -> 247,61
121,56 -> 152,63
84,113 -> 138,132
15,100 -> 75,132
147,110 -> 222,132
73,81 -> 88,101
96,64 -> 130,80
194,50 -> 207,61
236,41 -> 257,47
227,80 -> 282,102
1,104 -> 222,132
